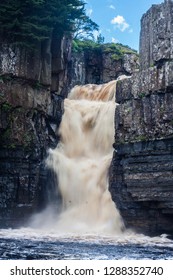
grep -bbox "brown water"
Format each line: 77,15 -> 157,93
46,80 -> 124,235
1,81 -> 173,260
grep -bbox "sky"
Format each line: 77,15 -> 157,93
85,0 -> 164,51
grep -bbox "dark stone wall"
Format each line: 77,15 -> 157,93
109,140 -> 173,236
140,0 -> 173,70
1,0 -> 173,236
68,49 -> 139,89
109,0 -> 173,236
0,35 -> 138,227
0,37 -> 67,227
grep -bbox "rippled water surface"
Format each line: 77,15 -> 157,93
0,228 -> 173,260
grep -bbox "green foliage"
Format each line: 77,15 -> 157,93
116,43 -> 137,54
111,53 -> 123,61
96,34 -> 104,44
72,39 -> 138,61
32,81 -> 43,90
0,0 -> 93,49
102,43 -> 137,55
0,74 -> 13,82
139,92 -> 146,98
102,43 -> 121,53
23,132 -> 33,148
1,128 -> 12,142
72,39 -> 100,52
73,15 -> 99,40
135,135 -> 148,142
1,102 -> 12,111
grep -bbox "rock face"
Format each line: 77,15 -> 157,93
140,0 -> 173,70
0,35 -> 138,227
109,0 -> 173,236
1,0 -> 173,236
0,36 -> 69,227
68,48 -> 139,89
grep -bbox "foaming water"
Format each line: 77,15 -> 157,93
0,226 -> 173,260
68,80 -> 117,101
1,79 -> 173,259
45,80 -> 124,235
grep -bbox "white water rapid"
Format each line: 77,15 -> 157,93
46,80 -> 124,235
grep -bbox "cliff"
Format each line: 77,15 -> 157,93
0,35 -> 136,227
68,43 -> 138,88
0,36 -> 70,227
109,0 -> 173,236
0,0 -> 173,236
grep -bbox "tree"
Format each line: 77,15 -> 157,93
96,34 -> 105,44
0,0 -> 98,48
73,15 -> 99,40
0,0 -> 49,47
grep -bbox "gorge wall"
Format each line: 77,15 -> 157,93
0,36 -> 69,227
0,0 -> 173,237
109,0 -> 173,236
68,45 -> 138,89
0,32 -> 138,226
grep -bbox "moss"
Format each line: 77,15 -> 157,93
72,39 -> 100,53
0,74 -> 13,82
1,129 -> 34,150
23,132 -> 34,148
102,42 -> 137,55
135,135 -> 148,142
72,40 -> 138,59
116,80 -> 121,85
9,143 -> 16,149
33,81 -> 42,90
138,92 -> 146,99
111,53 -> 123,61
150,63 -> 155,67
118,139 -> 126,145
125,107 -> 132,113
0,128 -> 14,149
1,102 -> 12,111
1,128 -> 11,140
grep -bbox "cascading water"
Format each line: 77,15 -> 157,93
46,80 -> 124,235
0,80 -> 173,260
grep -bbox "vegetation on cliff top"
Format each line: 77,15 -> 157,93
0,0 -> 98,49
72,39 -> 138,60
0,0 -> 136,57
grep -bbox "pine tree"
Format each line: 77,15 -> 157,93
0,0 -> 98,49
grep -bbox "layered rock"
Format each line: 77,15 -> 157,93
109,0 -> 173,236
68,47 -> 139,88
140,0 -> 173,70
0,35 -> 138,227
1,0 -> 173,236
0,36 -> 68,227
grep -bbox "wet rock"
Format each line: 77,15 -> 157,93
110,0 -> 173,236
109,140 -> 173,235
0,37 -> 65,227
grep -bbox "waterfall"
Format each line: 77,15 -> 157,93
46,80 -> 124,235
